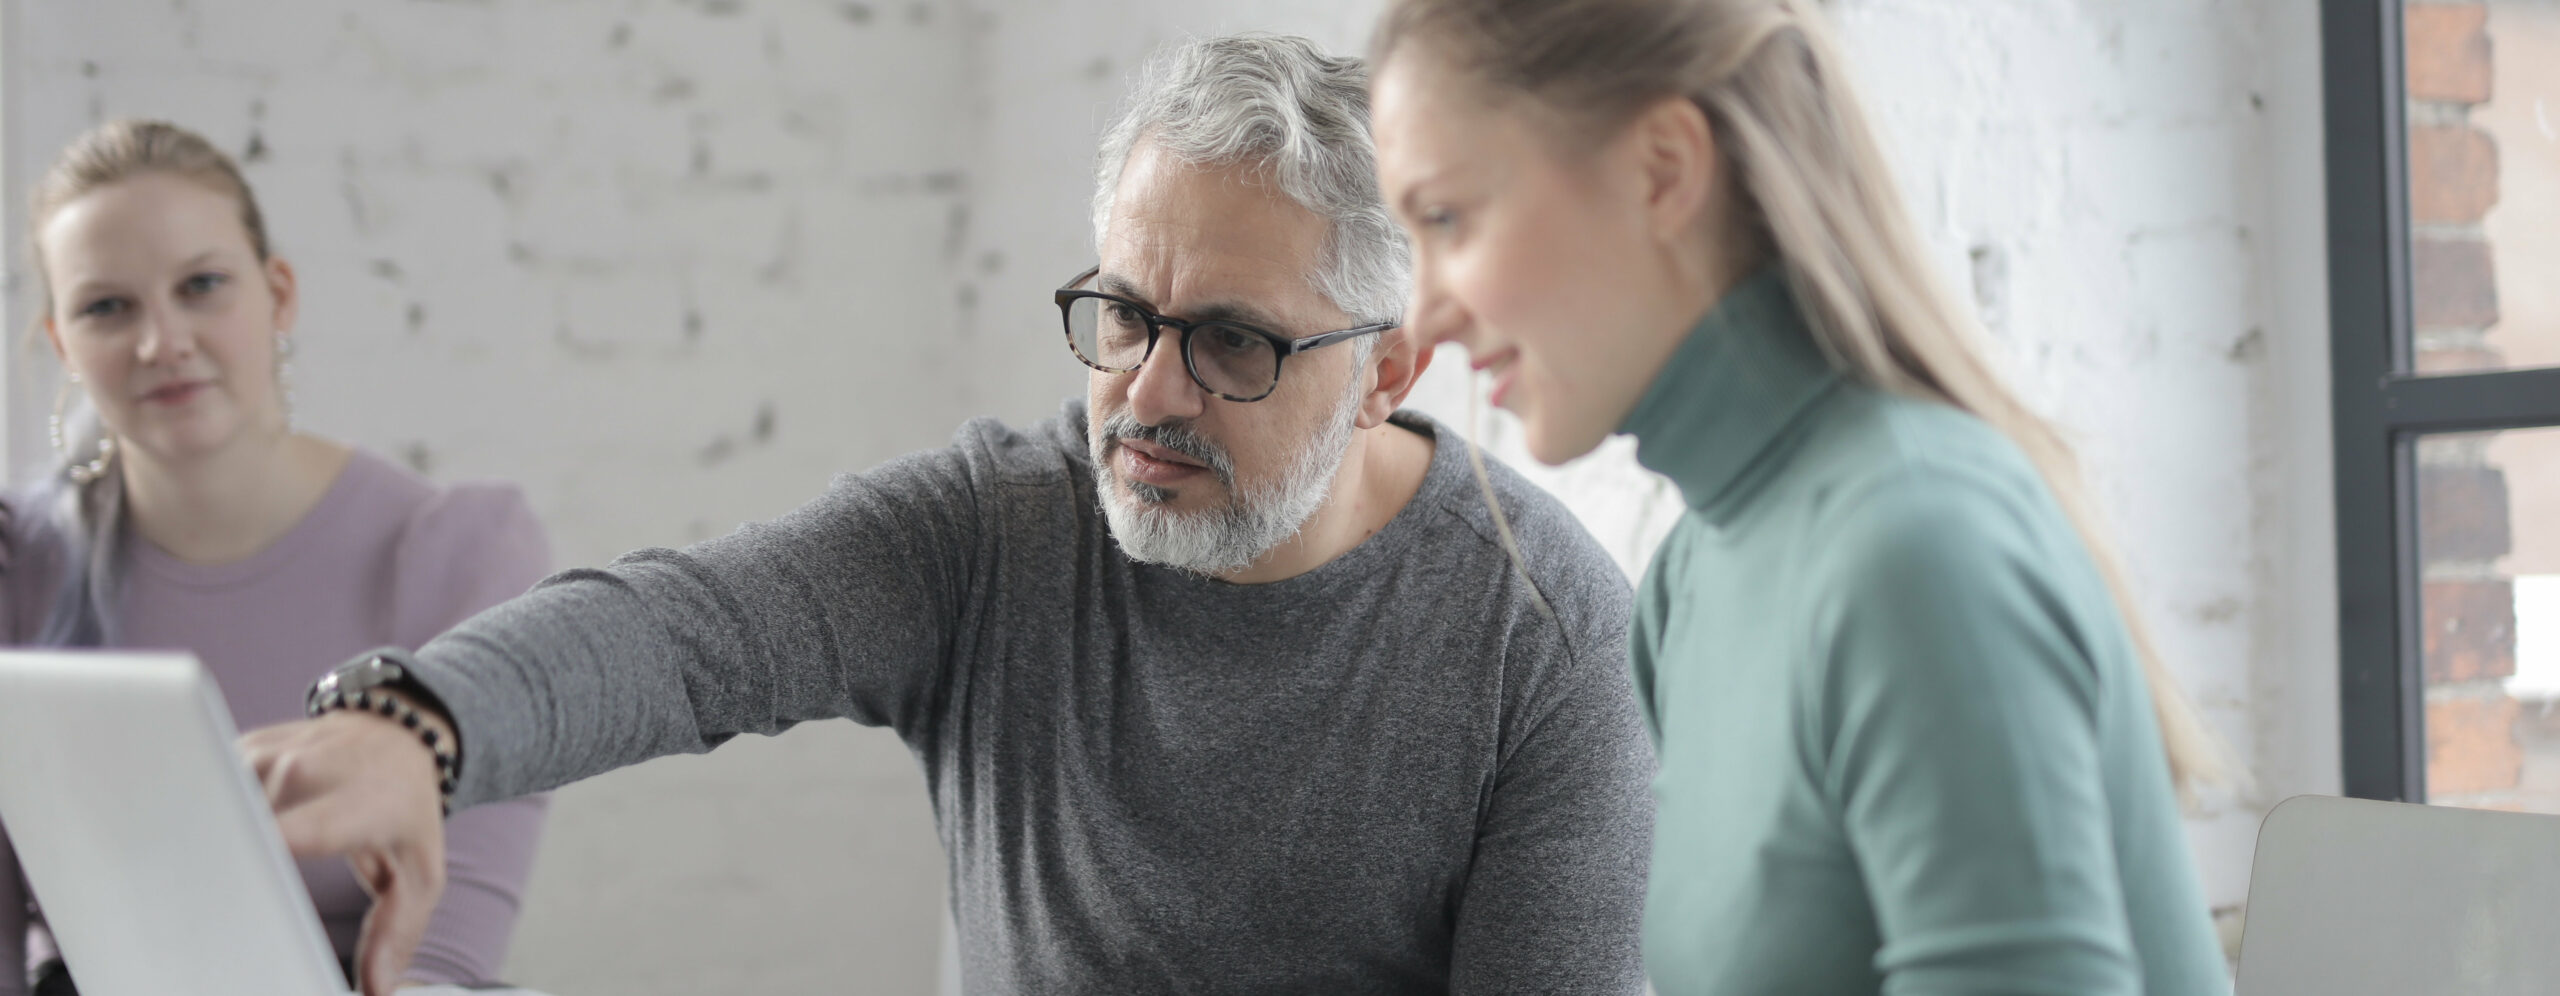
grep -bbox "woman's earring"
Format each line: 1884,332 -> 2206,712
275,328 -> 296,430
54,369 -> 116,485
67,435 -> 115,486
48,373 -> 77,456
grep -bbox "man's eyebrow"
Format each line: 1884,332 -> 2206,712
1097,273 -> 1291,333
1097,273 -> 1155,307
1181,300 -> 1290,333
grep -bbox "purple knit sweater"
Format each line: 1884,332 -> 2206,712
0,448 -> 553,991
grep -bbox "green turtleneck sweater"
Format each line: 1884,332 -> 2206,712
1620,270 -> 2227,995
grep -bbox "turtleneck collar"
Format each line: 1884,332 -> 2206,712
1617,267 -> 1842,520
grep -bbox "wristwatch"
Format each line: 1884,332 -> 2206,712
306,652 -> 463,815
307,652 -> 438,715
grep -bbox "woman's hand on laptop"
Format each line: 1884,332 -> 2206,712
242,709 -> 451,996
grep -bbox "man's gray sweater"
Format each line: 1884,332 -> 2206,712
404,400 -> 1653,994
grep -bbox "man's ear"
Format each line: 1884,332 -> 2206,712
1355,327 -> 1433,429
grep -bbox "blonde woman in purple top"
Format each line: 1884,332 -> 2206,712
0,119 -> 551,995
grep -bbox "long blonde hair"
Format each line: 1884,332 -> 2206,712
24,119 -> 275,647
1375,0 -> 2230,794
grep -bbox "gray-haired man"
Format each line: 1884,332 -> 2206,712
251,34 -> 1651,996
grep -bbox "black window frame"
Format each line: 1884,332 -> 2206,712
2325,0 -> 2560,800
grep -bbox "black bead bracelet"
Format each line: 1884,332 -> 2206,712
308,688 -> 460,817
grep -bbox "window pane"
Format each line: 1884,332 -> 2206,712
2417,428 -> 2560,813
2404,1 -> 2560,376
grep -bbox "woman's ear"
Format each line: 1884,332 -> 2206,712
42,313 -> 68,366
1628,94 -> 1720,248
266,256 -> 300,334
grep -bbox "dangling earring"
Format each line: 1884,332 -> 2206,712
54,369 -> 116,485
68,436 -> 115,485
274,328 -> 296,431
49,372 -> 77,457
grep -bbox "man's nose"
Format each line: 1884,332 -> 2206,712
1123,330 -> 1207,425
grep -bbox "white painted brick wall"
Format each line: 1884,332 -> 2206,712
4,0 -> 2340,990
2,3 -> 1006,992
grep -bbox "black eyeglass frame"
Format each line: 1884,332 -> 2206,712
1053,266 -> 1399,403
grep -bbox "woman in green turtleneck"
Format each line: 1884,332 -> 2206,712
1367,1 -> 2232,993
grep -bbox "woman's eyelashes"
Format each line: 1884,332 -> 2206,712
70,271 -> 230,326
76,295 -> 130,322
1414,197 -> 1483,244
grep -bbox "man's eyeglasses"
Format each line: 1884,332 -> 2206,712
1053,266 -> 1397,403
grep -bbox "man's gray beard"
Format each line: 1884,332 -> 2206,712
1090,382 -> 1364,577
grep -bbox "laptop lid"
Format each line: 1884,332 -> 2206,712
2235,794 -> 2560,995
0,650 -> 352,996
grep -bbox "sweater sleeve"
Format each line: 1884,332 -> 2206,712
1810,474 -> 2140,996
387,484 -> 556,985
1447,567 -> 1654,996
398,439 -> 983,809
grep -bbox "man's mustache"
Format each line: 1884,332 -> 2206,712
1099,411 -> 1236,487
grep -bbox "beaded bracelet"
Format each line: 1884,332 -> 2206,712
307,688 -> 460,818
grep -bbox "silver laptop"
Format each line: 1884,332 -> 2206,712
0,650 -> 353,996
2236,794 -> 2560,995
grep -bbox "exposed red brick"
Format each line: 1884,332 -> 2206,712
2410,126 -> 2501,225
2412,237 -> 2500,330
2418,462 -> 2512,564
2428,694 -> 2523,797
2406,4 -> 2493,104
2423,578 -> 2517,684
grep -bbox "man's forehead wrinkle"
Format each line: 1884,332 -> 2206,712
1102,262 -> 1299,333
1111,213 -> 1308,277
1100,239 -> 1308,332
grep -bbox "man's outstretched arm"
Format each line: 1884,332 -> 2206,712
246,444 -> 986,995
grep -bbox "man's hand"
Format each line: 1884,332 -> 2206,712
242,705 -> 452,996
